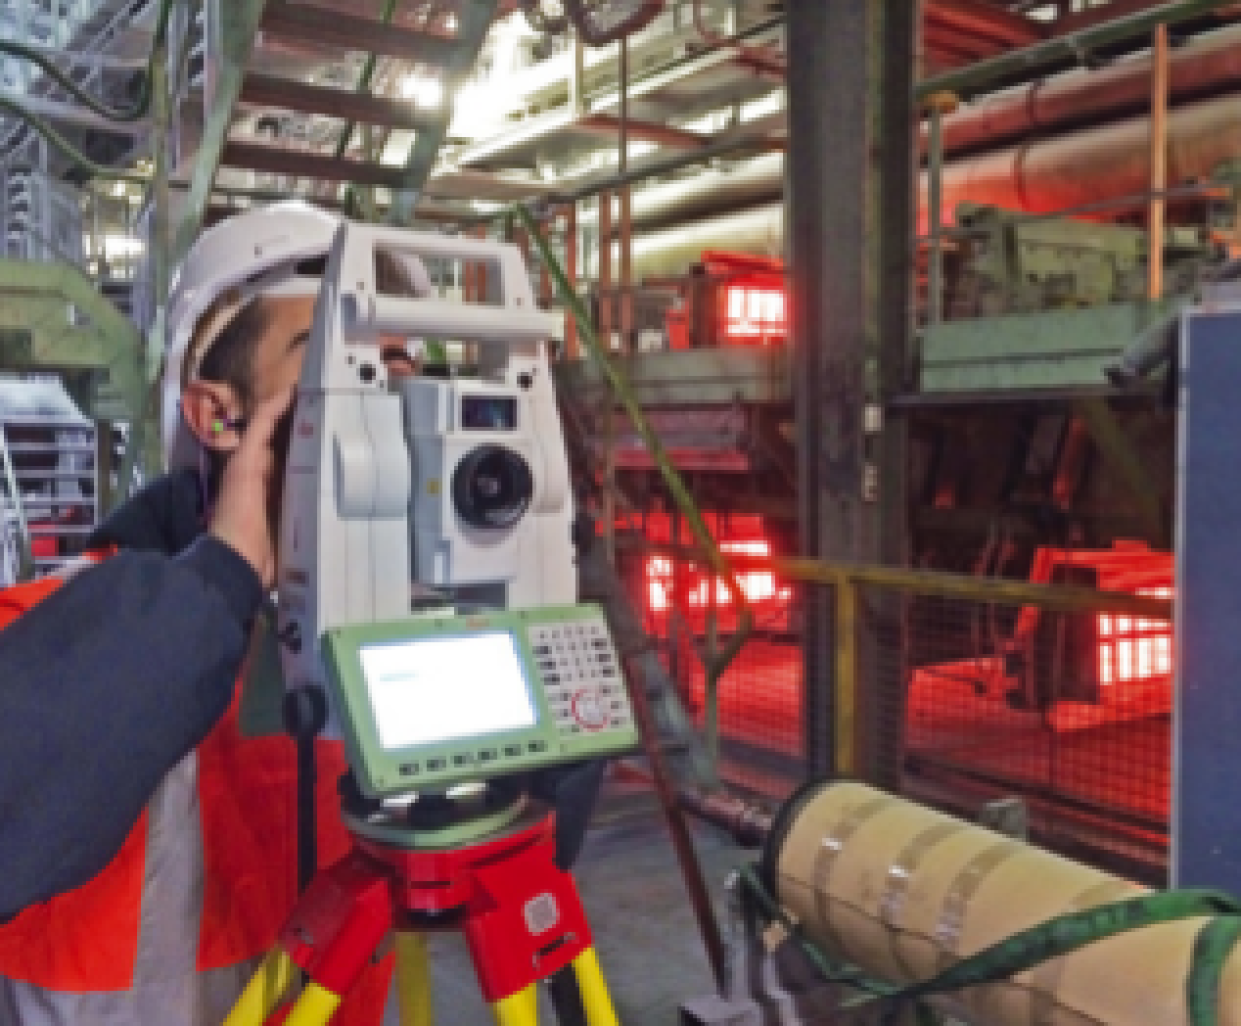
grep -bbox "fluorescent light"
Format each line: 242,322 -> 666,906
102,234 -> 144,259
401,73 -> 443,109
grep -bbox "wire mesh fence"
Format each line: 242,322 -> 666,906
616,510 -> 807,798
894,561 -> 1171,882
616,526 -> 1173,881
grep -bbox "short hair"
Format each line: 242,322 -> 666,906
195,297 -> 274,410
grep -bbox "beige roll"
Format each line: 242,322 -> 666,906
769,781 -> 1241,1026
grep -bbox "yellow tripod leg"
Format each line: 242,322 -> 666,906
395,931 -> 434,1026
491,983 -> 539,1026
225,949 -> 298,1026
283,982 -> 343,1026
571,948 -> 620,1026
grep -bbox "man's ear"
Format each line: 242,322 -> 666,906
181,380 -> 244,452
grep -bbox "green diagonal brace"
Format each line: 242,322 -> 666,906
173,0 -> 269,263
386,0 -> 498,224
0,258 -> 145,427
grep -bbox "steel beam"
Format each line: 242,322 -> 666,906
1057,0 -> 1228,31
578,113 -> 708,151
386,0 -> 498,224
455,15 -> 784,169
926,0 -> 1045,48
221,140 -> 408,188
919,0 -> 1236,100
240,73 -> 440,134
259,2 -> 456,65
421,167 -> 552,202
789,1 -> 916,781
174,0 -> 268,264
561,109 -> 786,204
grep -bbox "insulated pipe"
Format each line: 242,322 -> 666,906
626,202 -> 783,281
762,781 -> 1241,1026
934,21 -> 1241,157
935,90 -> 1241,232
581,151 -> 784,235
619,86 -> 1241,280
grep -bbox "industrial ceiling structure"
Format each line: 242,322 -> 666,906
0,0 -> 1118,265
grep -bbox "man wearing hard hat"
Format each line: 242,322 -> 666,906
0,203 -> 396,1025
0,201 -> 604,1024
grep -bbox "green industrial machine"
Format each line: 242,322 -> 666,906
948,202 -> 1213,318
921,203 -> 1220,393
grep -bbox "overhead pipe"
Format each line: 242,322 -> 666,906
933,90 -> 1241,233
935,21 -> 1241,157
578,151 -> 784,234
565,21 -> 1241,236
577,22 -> 1241,250
613,85 -> 1241,280
625,202 -> 783,281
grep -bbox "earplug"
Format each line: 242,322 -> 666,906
212,416 -> 247,436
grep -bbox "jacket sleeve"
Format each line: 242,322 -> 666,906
0,536 -> 264,922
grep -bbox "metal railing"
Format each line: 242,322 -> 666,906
622,537 -> 1175,880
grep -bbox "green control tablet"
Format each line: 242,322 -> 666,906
321,604 -> 640,797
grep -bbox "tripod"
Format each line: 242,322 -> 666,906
224,782 -> 621,1026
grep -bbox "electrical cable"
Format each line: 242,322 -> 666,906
512,203 -> 753,778
0,94 -> 150,184
0,0 -> 177,124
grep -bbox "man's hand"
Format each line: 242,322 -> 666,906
208,388 -> 295,590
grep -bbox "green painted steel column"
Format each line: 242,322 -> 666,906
386,0 -> 498,224
173,0 -> 268,263
127,26 -> 172,488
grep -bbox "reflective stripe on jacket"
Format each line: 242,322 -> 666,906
0,560 -> 392,1024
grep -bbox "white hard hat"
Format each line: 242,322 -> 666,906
162,200 -> 340,470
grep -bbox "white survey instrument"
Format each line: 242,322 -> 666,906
276,222 -> 576,731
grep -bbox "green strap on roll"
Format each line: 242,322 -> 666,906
740,861 -> 1241,1026
849,889 -> 1241,1024
1188,915 -> 1241,1026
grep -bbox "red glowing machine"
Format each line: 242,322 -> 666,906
665,251 -> 786,349
912,541 -> 1174,722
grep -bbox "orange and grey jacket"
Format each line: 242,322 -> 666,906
0,469 -> 391,1024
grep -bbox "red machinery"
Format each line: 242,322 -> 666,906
665,252 -> 786,349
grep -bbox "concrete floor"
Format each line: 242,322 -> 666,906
386,781 -> 748,1024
